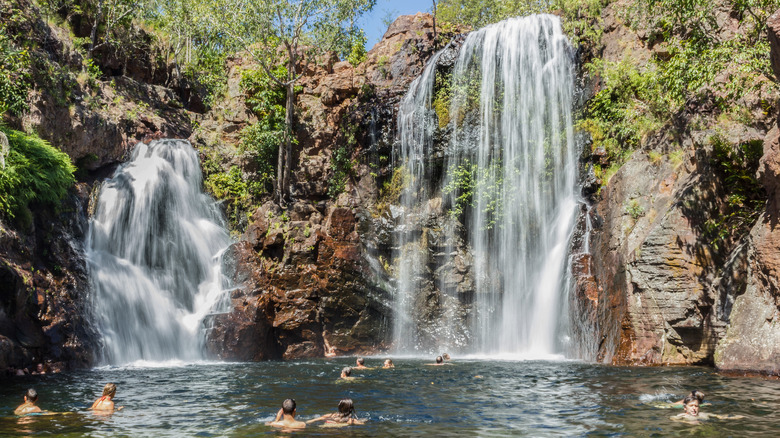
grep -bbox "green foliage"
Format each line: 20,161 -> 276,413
239,124 -> 280,195
578,58 -> 661,170
328,145 -> 353,198
204,165 -> 249,228
703,134 -> 765,249
375,165 -> 410,215
437,0 -> 546,29
0,30 -> 31,116
0,126 -> 76,225
346,29 -> 367,67
442,158 -> 504,230
183,49 -> 229,108
432,69 -> 452,129
625,199 -> 645,220
578,0 -> 779,191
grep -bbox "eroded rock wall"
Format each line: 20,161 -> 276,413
202,14 -> 461,359
579,3 -> 780,374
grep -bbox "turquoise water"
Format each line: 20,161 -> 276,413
1,359 -> 778,436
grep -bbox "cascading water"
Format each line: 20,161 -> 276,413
393,15 -> 577,357
86,139 -> 232,364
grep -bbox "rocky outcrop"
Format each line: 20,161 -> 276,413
0,185 -> 99,374
576,3 -> 780,374
203,13 -> 461,359
2,0 -> 193,172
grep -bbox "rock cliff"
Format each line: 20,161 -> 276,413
576,2 -> 780,375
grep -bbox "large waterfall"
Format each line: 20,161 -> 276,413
393,15 -> 577,357
87,139 -> 232,364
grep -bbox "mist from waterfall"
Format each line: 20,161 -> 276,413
86,139 -> 232,364
393,15 -> 578,357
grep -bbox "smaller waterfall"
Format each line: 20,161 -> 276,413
87,139 -> 232,364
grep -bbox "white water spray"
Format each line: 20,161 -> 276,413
87,139 -> 232,364
394,15 -> 577,356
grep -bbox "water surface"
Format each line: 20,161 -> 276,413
1,360 -> 777,436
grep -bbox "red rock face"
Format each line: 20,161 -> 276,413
203,14 -> 464,361
577,6 -> 780,374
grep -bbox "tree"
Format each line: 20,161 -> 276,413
207,0 -> 375,204
85,0 -> 145,60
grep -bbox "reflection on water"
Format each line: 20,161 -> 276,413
1,360 -> 779,436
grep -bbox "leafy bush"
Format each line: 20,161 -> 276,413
203,165 -> 248,229
0,31 -> 31,116
443,158 -> 504,230
703,134 -> 765,248
328,146 -> 353,198
0,126 -> 75,225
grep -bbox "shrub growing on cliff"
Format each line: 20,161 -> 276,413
0,126 -> 76,225
0,30 -> 31,117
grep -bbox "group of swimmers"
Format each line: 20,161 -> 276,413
268,354 -> 451,430
12,357 -> 737,429
13,383 -> 121,416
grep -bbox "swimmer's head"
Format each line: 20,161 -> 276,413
102,383 -> 117,398
24,389 -> 38,402
338,398 -> 355,417
356,358 -> 365,366
683,395 -> 699,416
436,356 -> 443,364
690,390 -> 705,402
442,353 -> 451,360
341,367 -> 352,377
383,359 -> 393,367
282,398 -> 296,415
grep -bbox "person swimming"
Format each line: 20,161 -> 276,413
355,357 -> 367,369
425,356 -> 444,366
670,394 -> 743,422
442,353 -> 451,361
90,383 -> 123,412
673,390 -> 705,406
383,359 -> 394,368
306,398 -> 365,426
267,398 -> 306,429
14,389 -> 42,416
340,367 -> 354,379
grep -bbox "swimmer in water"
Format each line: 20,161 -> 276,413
267,398 -> 306,429
340,367 -> 354,379
670,395 -> 743,422
355,357 -> 367,369
442,353 -> 451,361
383,359 -> 394,368
306,398 -> 365,426
426,356 -> 445,366
14,389 -> 43,415
90,383 -> 123,412
673,390 -> 705,407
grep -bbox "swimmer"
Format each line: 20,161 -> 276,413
670,395 -> 743,422
340,366 -> 354,379
355,357 -> 367,369
383,359 -> 394,368
306,398 -> 365,426
426,356 -> 445,366
90,383 -> 123,412
673,390 -> 705,406
266,398 -> 306,429
14,389 -> 43,415
442,353 -> 451,361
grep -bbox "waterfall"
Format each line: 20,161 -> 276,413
393,15 -> 577,357
86,139 -> 232,364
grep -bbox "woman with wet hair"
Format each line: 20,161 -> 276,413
90,383 -> 123,412
306,398 -> 365,426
